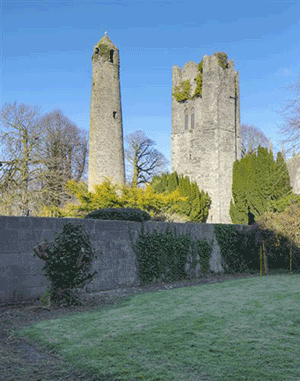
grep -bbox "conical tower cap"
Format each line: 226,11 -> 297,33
97,32 -> 117,49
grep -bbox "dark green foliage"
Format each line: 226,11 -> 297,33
199,189 -> 211,222
167,172 -> 179,193
252,147 -> 283,213
84,207 -> 152,222
267,192 -> 300,214
149,171 -> 211,223
247,207 -> 255,225
127,222 -> 213,284
190,183 -> 201,221
214,224 -> 254,274
230,160 -> 249,224
177,174 -> 192,216
150,173 -> 169,194
33,222 -> 99,307
238,222 -> 293,272
268,151 -> 293,204
230,145 -> 293,225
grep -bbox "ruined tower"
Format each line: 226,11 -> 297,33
171,53 -> 242,224
88,32 -> 125,194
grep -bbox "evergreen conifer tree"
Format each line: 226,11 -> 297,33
249,146 -> 274,216
148,171 -> 211,222
167,171 -> 179,193
230,145 -> 294,224
271,151 -> 293,202
177,174 -> 192,215
189,182 -> 201,221
199,189 -> 211,222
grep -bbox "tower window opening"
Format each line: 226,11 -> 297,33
95,47 -> 99,54
110,50 -> 114,63
113,111 -> 117,119
191,108 -> 195,129
184,109 -> 188,130
189,154 -> 191,160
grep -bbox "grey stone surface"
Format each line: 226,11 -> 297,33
88,33 -> 126,196
86,34 -> 300,226
0,215 -> 252,304
171,54 -> 242,224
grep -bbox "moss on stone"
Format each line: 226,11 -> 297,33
173,53 -> 230,103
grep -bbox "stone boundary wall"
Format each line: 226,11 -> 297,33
0,216 -> 253,304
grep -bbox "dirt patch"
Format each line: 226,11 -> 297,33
0,269 -> 284,380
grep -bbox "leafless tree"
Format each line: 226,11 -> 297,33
30,109 -> 89,212
124,129 -> 170,190
240,123 -> 272,159
275,75 -> 300,160
0,102 -> 88,216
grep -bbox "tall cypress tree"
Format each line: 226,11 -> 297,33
271,151 -> 293,201
167,171 -> 179,193
230,145 -> 294,224
230,148 -> 264,224
148,171 -> 212,222
230,160 -> 248,224
199,189 -> 211,222
177,174 -> 192,215
189,182 -> 201,221
250,146 -> 274,217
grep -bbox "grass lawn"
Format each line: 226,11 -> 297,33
14,271 -> 300,380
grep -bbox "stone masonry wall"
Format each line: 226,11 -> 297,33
88,34 -> 126,195
171,54 -> 241,224
0,215 -> 252,305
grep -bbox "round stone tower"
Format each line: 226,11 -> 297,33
88,32 -> 126,195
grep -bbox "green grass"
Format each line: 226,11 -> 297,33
15,271 -> 300,380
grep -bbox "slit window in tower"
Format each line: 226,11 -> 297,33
113,111 -> 117,119
184,109 -> 188,130
191,108 -> 195,129
110,50 -> 114,63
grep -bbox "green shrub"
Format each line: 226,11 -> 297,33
33,222 -> 100,307
84,207 -> 152,223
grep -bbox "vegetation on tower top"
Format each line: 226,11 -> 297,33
172,52 -> 230,103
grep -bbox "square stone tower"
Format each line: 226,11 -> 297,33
88,32 -> 126,195
171,53 -> 242,224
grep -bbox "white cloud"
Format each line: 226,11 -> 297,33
275,68 -> 297,77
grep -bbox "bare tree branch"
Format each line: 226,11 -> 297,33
240,123 -> 271,158
124,129 -> 170,189
0,103 -> 88,216
275,75 -> 300,160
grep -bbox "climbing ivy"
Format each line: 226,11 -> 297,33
172,80 -> 191,102
234,77 -> 238,98
214,52 -> 229,70
192,61 -> 203,99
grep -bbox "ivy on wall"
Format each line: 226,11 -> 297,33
234,77 -> 238,98
172,52 -> 231,103
172,80 -> 192,102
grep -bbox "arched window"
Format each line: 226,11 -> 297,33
110,50 -> 114,63
191,107 -> 195,129
184,109 -> 188,130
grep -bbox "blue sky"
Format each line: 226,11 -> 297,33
1,0 -> 300,191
